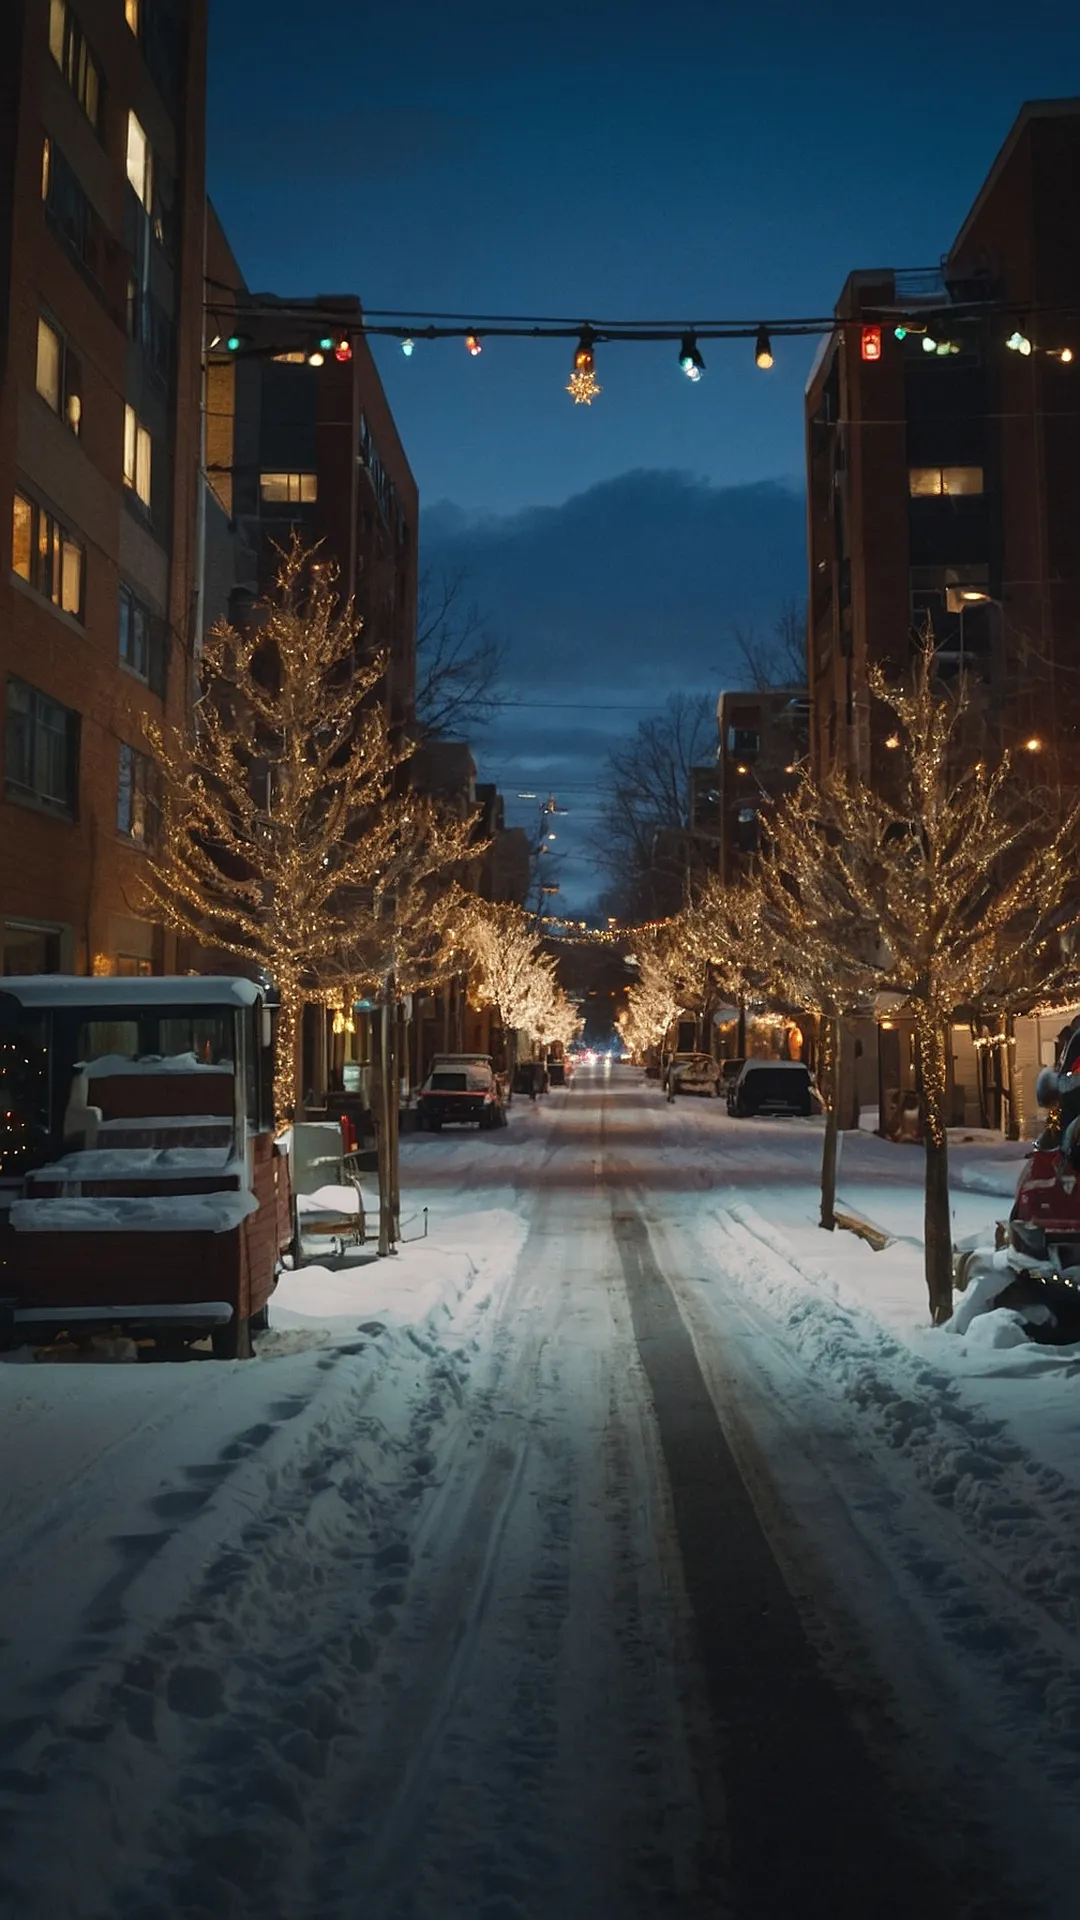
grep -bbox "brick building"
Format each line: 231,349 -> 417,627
201,259 -> 418,732
0,0 -> 207,977
714,688 -> 809,885
806,99 -> 1080,791
806,100 -> 1080,1133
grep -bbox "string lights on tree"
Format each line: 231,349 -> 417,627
143,538 -> 475,1126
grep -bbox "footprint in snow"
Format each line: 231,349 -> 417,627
165,1664 -> 225,1719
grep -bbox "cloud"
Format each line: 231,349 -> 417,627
421,469 -> 807,696
421,469 -> 807,911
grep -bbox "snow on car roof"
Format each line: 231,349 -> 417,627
740,1059 -> 809,1071
0,975 -> 264,1010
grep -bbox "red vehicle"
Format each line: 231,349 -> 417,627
0,976 -> 291,1357
1006,1043 -> 1080,1285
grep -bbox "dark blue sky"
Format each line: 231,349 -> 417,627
206,0 -> 1080,907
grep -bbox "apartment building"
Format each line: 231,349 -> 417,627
713,688 -> 809,885
806,99 -> 1080,791
201,240 -> 418,733
0,0 -> 206,976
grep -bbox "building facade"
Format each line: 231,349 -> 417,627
806,100 -> 1080,792
714,688 -> 809,886
0,0 -> 207,977
202,270 -> 418,733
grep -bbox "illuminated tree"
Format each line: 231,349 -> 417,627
145,540 -> 474,1124
775,648 -> 1080,1323
462,902 -> 561,1079
622,942 -> 684,1057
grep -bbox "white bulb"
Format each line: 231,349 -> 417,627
401,338 -> 415,357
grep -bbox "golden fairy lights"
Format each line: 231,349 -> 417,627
666,643 -> 1080,1325
143,537 -> 476,1124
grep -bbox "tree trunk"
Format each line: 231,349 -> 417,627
377,971 -> 397,1257
736,994 -> 746,1059
916,1009 -> 953,1324
506,1025 -> 518,1103
819,1014 -> 839,1231
1003,1011 -> 1021,1141
273,975 -> 303,1129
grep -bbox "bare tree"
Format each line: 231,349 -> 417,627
415,567 -> 507,738
727,598 -> 807,691
592,692 -> 715,919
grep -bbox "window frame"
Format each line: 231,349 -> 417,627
35,312 -> 82,436
126,112 -> 153,212
123,403 -> 153,510
259,471 -> 318,504
908,464 -> 985,499
11,489 -> 85,621
5,676 -> 80,818
48,1 -> 103,133
116,740 -> 157,845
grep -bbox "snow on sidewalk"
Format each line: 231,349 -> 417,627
0,1205 -> 530,1917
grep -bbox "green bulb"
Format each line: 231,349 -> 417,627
894,325 -> 907,340
319,336 -> 334,351
226,334 -> 241,352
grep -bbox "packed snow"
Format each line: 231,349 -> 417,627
0,1066 -> 1077,1917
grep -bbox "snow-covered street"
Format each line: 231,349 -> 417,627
2,1064 -> 1079,1919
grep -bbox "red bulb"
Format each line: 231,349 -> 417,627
465,334 -> 482,356
860,324 -> 882,362
334,338 -> 352,362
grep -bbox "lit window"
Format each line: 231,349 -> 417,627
35,316 -> 82,434
125,0 -> 139,31
909,467 -> 942,497
942,466 -> 983,496
11,491 -> 84,618
117,742 -> 156,844
48,3 -> 102,131
259,471 -> 318,503
12,495 -> 32,580
35,318 -> 61,412
123,404 -> 152,508
126,112 -> 152,210
909,465 -> 984,498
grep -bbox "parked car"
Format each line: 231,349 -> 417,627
719,1057 -> 745,1088
661,1051 -> 696,1093
727,1059 -> 816,1118
669,1052 -> 722,1097
418,1061 -> 507,1131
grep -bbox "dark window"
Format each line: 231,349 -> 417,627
126,277 -> 174,391
42,136 -> 111,292
5,678 -> 80,816
12,491 -> 85,619
359,415 -> 398,527
727,727 -> 760,759
48,1 -> 102,130
116,742 -> 158,844
118,583 -> 168,695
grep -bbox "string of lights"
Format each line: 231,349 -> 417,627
204,289 -> 1078,407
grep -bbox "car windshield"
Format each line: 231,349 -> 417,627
746,1067 -> 809,1096
430,1072 -> 467,1092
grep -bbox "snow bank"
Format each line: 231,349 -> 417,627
83,1051 -> 233,1076
10,1190 -> 258,1233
